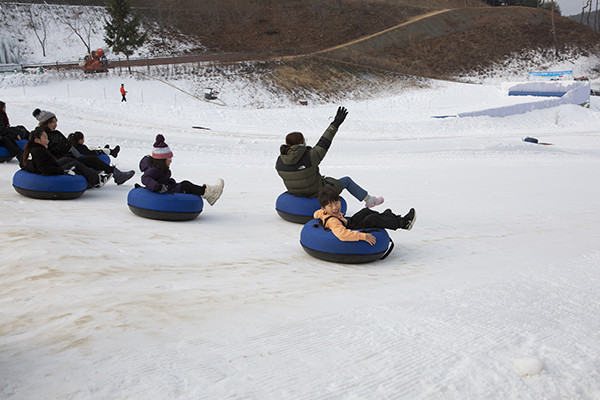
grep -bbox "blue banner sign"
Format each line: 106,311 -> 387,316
529,70 -> 573,79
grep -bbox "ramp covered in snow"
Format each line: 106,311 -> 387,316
458,80 -> 590,118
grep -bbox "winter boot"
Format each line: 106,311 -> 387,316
110,145 -> 120,158
113,167 -> 135,185
102,145 -> 120,158
202,178 -> 224,206
95,173 -> 111,188
398,208 -> 416,230
364,195 -> 384,208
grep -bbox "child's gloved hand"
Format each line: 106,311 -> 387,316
64,166 -> 76,176
157,184 -> 168,193
332,106 -> 348,128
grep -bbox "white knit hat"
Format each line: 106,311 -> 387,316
33,108 -> 56,123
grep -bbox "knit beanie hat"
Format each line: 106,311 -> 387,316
152,134 -> 173,159
32,108 -> 56,123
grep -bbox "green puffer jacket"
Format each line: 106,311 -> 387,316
275,123 -> 343,198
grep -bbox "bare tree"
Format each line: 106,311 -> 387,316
586,0 -> 592,27
580,0 -> 591,24
594,0 -> 600,32
231,0 -> 258,51
28,6 -> 47,57
153,0 -> 187,29
214,1 -> 221,28
63,10 -> 97,55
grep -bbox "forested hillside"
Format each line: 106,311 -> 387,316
2,0 -> 600,86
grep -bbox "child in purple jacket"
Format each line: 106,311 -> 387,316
140,134 -> 224,206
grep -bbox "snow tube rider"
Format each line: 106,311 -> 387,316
275,106 -> 384,208
21,126 -> 111,188
315,186 -> 416,242
140,134 -> 225,206
32,108 -> 134,185
0,101 -> 27,162
300,187 -> 416,263
68,131 -> 120,158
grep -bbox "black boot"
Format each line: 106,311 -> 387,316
113,167 -> 135,185
110,145 -> 120,158
398,208 -> 416,230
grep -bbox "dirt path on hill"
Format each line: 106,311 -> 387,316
310,9 -> 451,56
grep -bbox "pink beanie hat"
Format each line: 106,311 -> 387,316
152,134 -> 173,159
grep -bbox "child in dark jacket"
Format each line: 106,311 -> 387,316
21,127 -> 110,188
0,101 -> 27,162
140,134 -> 224,206
32,108 -> 134,185
314,186 -> 416,245
0,101 -> 28,140
67,131 -> 120,158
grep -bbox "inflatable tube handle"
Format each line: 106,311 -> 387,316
379,238 -> 394,260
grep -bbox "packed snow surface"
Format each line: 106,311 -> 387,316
1,67 -> 600,399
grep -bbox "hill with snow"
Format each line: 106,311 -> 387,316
2,1 -> 600,84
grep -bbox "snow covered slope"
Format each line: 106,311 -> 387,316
1,69 -> 600,399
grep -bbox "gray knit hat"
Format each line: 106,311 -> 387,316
32,108 -> 56,123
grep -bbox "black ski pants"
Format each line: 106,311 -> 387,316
77,155 -> 114,174
179,180 -> 206,196
57,157 -> 100,186
347,208 -> 401,231
1,135 -> 23,159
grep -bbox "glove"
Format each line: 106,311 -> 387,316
331,106 -> 348,128
64,166 -> 76,176
157,184 -> 168,194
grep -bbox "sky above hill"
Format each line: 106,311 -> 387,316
555,0 -> 588,16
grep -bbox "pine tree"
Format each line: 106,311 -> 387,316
104,0 -> 146,73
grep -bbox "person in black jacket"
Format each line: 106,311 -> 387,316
0,101 -> 26,162
21,127 -> 110,188
0,101 -> 29,140
67,131 -> 120,158
32,108 -> 134,185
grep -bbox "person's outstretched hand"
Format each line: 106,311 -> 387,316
332,106 -> 348,128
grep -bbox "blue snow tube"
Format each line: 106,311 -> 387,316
0,146 -> 12,163
98,153 -> 110,165
12,169 -> 88,200
0,139 -> 27,163
127,187 -> 204,221
276,192 -> 347,224
300,219 -> 394,264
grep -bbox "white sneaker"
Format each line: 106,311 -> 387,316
95,173 -> 110,188
202,178 -> 224,206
